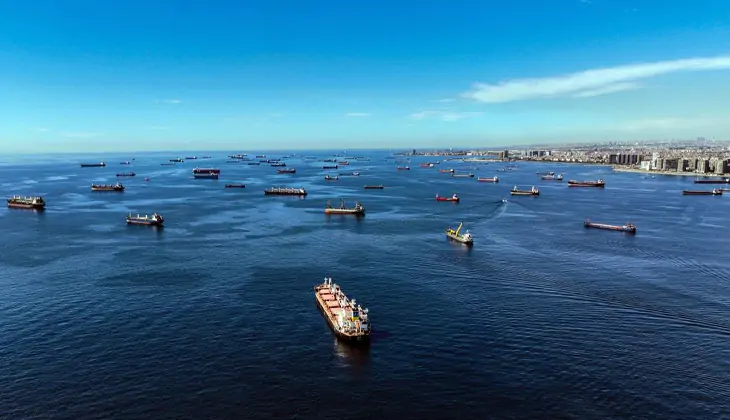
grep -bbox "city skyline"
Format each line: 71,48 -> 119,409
2,0 -> 730,153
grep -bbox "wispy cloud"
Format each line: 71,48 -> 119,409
157,99 -> 182,104
410,110 -> 484,122
147,126 -> 170,130
345,112 -> 371,117
463,54 -> 730,103
61,131 -> 104,138
431,98 -> 455,103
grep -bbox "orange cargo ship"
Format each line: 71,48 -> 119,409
314,277 -> 371,343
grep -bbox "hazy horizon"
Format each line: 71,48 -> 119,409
2,1 -> 730,153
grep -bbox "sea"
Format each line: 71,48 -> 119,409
1,151 -> 729,420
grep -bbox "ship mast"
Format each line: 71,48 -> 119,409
456,223 -> 463,235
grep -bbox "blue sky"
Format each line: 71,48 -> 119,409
1,0 -> 730,152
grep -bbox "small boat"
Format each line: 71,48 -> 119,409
225,184 -> 245,188
7,195 -> 45,210
397,166 -> 410,170
271,162 -> 286,167
452,173 -> 474,178
185,156 -> 198,160
419,163 -> 434,168
537,171 -> 555,176
193,172 -> 219,179
364,185 -> 384,189
264,187 -> 307,196
169,158 -> 184,163
438,169 -> 455,173
568,179 -> 605,187
91,183 -> 124,191
510,186 -> 539,196
348,172 -> 360,176
120,161 -> 131,165
323,165 -> 339,169
542,174 -> 563,181
314,277 -> 371,343
256,155 -> 266,158
126,212 -> 164,226
277,168 -> 296,174
478,176 -> 499,183
683,189 -> 723,196
80,162 -> 106,167
116,172 -> 136,177
445,222 -> 473,245
325,174 -> 339,181
339,161 -> 350,166
324,199 -> 365,215
694,179 -> 730,184
584,219 -> 636,234
436,193 -> 459,202
502,198 -> 508,203
226,160 -> 240,163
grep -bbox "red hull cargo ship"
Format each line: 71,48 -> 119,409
314,277 -> 371,343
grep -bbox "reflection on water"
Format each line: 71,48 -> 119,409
333,338 -> 371,369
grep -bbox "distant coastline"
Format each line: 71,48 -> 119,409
611,166 -> 727,178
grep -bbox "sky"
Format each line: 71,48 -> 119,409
1,0 -> 730,153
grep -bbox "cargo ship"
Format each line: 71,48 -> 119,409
116,172 -> 135,177
225,184 -> 245,188
193,172 -> 219,179
126,212 -> 164,226
584,218 -> 636,234
568,179 -> 605,187
277,168 -> 296,174
193,168 -> 221,174
364,185 -> 384,189
264,187 -> 307,196
185,156 -> 198,160
91,183 -> 125,191
323,165 -> 338,169
324,199 -> 365,215
438,168 -> 455,173
271,162 -> 287,167
436,193 -> 459,202
80,162 -> 106,167
314,277 -> 371,343
397,166 -> 410,170
683,189 -> 723,196
510,186 -> 539,196
324,174 -> 339,181
452,173 -> 474,178
542,174 -> 563,181
445,222 -> 473,245
478,176 -> 499,183
694,178 -> 730,184
169,158 -> 184,163
7,195 -> 45,210
419,163 -> 434,168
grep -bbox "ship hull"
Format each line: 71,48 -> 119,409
364,186 -> 384,189
91,187 -> 124,191
436,198 -> 459,202
510,191 -> 539,196
80,163 -> 105,167
7,202 -> 45,210
445,233 -> 473,245
477,178 -> 498,182
683,191 -> 722,195
314,287 -> 370,344
694,179 -> 729,184
193,174 -> 219,179
264,191 -> 307,196
584,222 -> 636,234
324,209 -> 365,215
116,173 -> 135,177
126,219 -> 162,226
568,181 -> 605,187
225,184 -> 245,188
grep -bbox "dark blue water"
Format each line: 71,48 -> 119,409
1,151 -> 729,419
